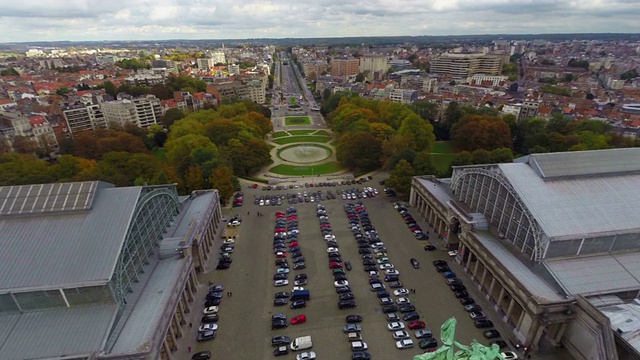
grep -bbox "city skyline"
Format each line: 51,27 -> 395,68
2,0 -> 640,43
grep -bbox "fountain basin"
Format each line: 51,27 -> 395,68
278,144 -> 332,164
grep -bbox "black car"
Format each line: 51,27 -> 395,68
336,286 -> 352,293
271,319 -> 288,329
274,298 -> 288,306
399,304 -> 416,313
192,350 -> 212,360
339,292 -> 355,301
201,314 -> 218,323
216,262 -> 230,270
290,299 -> 306,309
334,273 -> 347,281
292,256 -> 305,263
275,292 -> 290,298
345,261 -> 352,271
416,232 -> 429,240
460,297 -> 476,305
483,330 -> 501,339
358,248 -> 371,254
382,304 -> 398,313
424,245 -> 436,251
362,259 -> 375,266
197,330 -> 216,342
273,273 -> 288,281
384,274 -> 400,282
419,338 -> 438,349
451,284 -> 467,292
433,260 -> 447,266
339,300 -> 357,309
271,335 -> 292,346
206,292 -> 223,300
205,298 -> 221,307
219,256 -> 232,264
352,351 -> 372,360
346,314 -> 363,323
389,281 -> 404,289
293,262 -> 306,270
410,258 -> 420,269
294,274 -> 307,280
475,319 -> 494,328
364,265 -> 377,272
435,265 -> 450,272
402,311 -> 420,321
273,346 -> 289,356
454,291 -> 469,298
272,313 -> 287,321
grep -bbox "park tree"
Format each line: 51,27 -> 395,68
336,132 -> 382,172
208,166 -> 236,204
451,151 -> 473,167
185,166 -> 206,192
410,101 -> 439,123
471,149 -> 492,164
165,134 -> 219,177
450,115 -> 512,151
413,150 -> 437,176
397,113 -> 436,152
489,148 -> 514,163
0,153 -> 55,185
161,108 -> 185,128
48,155 -> 97,182
386,159 -> 415,194
355,73 -> 365,83
369,122 -> 395,142
226,138 -> 272,176
96,152 -> 162,186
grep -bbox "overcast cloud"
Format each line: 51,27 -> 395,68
1,0 -> 639,42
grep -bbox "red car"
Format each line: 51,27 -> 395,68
287,216 -> 297,221
291,315 -> 307,325
329,262 -> 343,269
276,212 -> 285,218
408,321 -> 426,330
276,252 -> 287,258
289,241 -> 299,248
252,183 -> 258,189
274,228 -> 286,233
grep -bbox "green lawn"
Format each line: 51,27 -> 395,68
330,141 -> 339,147
272,135 -> 332,145
269,162 -> 343,175
288,129 -> 315,135
152,148 -> 166,160
432,141 -> 455,154
272,131 -> 290,138
314,130 -> 331,136
432,153 -> 457,174
268,144 -> 276,150
285,116 -> 311,126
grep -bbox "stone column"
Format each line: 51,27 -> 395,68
167,324 -> 178,351
505,297 -> 516,322
162,339 -> 173,360
172,316 -> 183,338
473,258 -> 481,279
488,277 -> 497,301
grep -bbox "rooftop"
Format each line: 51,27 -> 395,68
0,181 -> 139,292
498,150 -> 640,240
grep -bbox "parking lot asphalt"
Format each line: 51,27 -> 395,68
190,179 -> 499,359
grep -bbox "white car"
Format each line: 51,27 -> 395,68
448,250 -> 458,257
259,200 -> 264,206
292,286 -> 305,291
334,280 -> 349,288
368,270 -> 379,277
274,279 -> 289,287
396,297 -> 411,305
296,351 -> 317,360
198,324 -> 219,332
387,313 -> 400,321
351,341 -> 368,351
387,321 -> 406,331
394,289 -> 410,296
379,264 -> 394,270
223,238 -> 235,245
392,330 -> 410,340
203,306 -> 219,315
377,257 -> 390,264
385,269 -> 400,276
327,247 -> 339,253
324,235 -> 336,240
501,352 -> 518,360
370,282 -> 385,291
396,339 -> 414,349
276,267 -> 290,274
227,220 -> 241,226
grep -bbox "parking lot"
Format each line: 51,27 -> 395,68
191,178 -> 499,359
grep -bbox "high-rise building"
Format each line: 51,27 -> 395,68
197,58 -> 214,71
359,56 -> 390,74
62,103 -> 107,135
102,95 -> 162,128
330,57 -> 360,77
211,51 -> 226,65
430,53 -> 503,77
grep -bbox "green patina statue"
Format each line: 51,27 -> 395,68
413,317 -> 504,360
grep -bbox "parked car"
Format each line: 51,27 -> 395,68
290,300 -> 306,309
296,351 -> 317,360
346,314 -> 363,323
392,330 -> 410,340
483,329 -> 501,339
407,321 -> 426,330
274,279 -> 289,287
501,351 -> 519,360
410,258 -> 420,269
343,324 -> 362,333
197,330 -> 216,342
415,329 -> 433,339
396,339 -> 414,349
387,321 -> 406,331
402,311 -> 420,321
271,319 -> 288,329
291,315 -> 307,325
201,314 -> 218,323
191,350 -> 212,360
419,337 -> 438,349
475,319 -> 494,328
271,335 -> 291,346
274,346 -> 289,356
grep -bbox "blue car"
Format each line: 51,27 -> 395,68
443,271 -> 456,279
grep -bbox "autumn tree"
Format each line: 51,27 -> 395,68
397,113 -> 436,152
386,159 -> 415,194
208,166 -> 236,204
413,150 -> 437,176
336,132 -> 382,172
450,114 -> 512,151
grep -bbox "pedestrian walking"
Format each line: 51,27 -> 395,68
188,346 -> 192,353
247,211 -> 250,215
189,322 -> 192,328
230,291 -> 233,297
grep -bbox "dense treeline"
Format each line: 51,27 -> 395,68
0,101 -> 273,203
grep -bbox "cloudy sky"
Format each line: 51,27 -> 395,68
1,0 -> 639,42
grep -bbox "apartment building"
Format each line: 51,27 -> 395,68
501,100 -> 540,120
102,95 -> 162,128
228,64 -> 240,75
389,88 -> 418,104
0,113 -> 58,153
208,77 -> 266,104
197,58 -> 214,71
211,51 -> 226,65
62,102 -> 107,135
330,57 -> 360,77
468,74 -> 508,87
28,115 -> 59,151
430,53 -> 503,77
359,56 -> 390,74
303,60 -> 329,79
